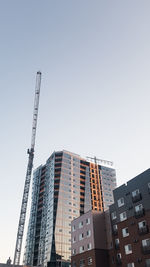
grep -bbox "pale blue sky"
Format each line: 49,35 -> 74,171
1,0 -> 150,262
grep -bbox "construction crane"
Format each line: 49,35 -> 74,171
86,156 -> 113,166
13,71 -> 42,265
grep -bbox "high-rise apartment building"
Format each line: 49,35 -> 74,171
109,169 -> 150,267
24,150 -> 116,267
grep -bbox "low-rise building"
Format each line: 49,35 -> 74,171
71,210 -> 112,267
109,168 -> 150,267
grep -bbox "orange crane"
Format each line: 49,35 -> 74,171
13,71 -> 42,265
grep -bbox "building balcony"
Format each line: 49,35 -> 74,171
142,245 -> 150,255
135,209 -> 145,219
132,193 -> 142,203
138,225 -> 149,235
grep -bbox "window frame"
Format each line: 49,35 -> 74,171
117,197 -> 124,207
122,227 -> 129,237
111,211 -> 117,220
132,189 -> 140,197
124,244 -> 132,255
120,211 -> 127,222
87,257 -> 92,266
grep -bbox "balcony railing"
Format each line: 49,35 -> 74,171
138,225 -> 149,235
135,208 -> 145,219
132,193 -> 142,203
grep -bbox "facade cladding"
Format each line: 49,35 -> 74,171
71,210 -> 112,267
23,150 -> 116,267
109,168 -> 150,267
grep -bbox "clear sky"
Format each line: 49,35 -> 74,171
1,0 -> 150,263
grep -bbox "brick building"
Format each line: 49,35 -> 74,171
109,169 -> 150,267
71,210 -> 112,267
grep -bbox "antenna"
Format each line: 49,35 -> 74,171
13,72 -> 42,265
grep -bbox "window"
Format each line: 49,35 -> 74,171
135,204 -> 143,212
111,211 -> 117,220
72,261 -> 76,267
88,257 -> 92,265
113,224 -> 118,231
117,253 -> 121,259
148,183 -> 150,189
72,225 -> 75,232
138,220 -> 146,229
86,218 -> 90,224
115,238 -> 120,245
122,227 -> 129,237
127,263 -> 135,267
125,244 -> 132,255
79,233 -> 84,240
115,238 -> 120,249
72,248 -> 76,255
87,243 -> 92,250
79,259 -> 85,267
79,246 -> 84,253
145,259 -> 150,267
72,236 -> 76,243
87,230 -> 91,237
120,211 -> 127,222
132,189 -> 140,197
117,197 -> 124,207
79,221 -> 83,228
142,238 -> 150,247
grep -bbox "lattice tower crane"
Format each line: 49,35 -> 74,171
13,71 -> 42,265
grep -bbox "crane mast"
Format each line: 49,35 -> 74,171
13,71 -> 42,265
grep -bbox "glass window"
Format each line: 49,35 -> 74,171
72,225 -> 75,232
138,220 -> 146,229
135,204 -> 143,212
117,253 -> 121,259
79,246 -> 84,253
73,248 -> 76,255
145,259 -> 150,267
72,261 -> 76,267
120,211 -> 127,222
132,189 -> 139,197
86,218 -> 90,224
127,263 -> 135,267
79,233 -> 84,240
122,227 -> 129,237
72,236 -> 76,243
87,230 -> 91,237
125,244 -> 132,255
117,197 -> 124,207
87,243 -> 92,250
79,221 -> 83,228
88,257 -> 92,265
79,259 -> 85,267
142,238 -> 150,247
111,211 -> 117,220
113,224 -> 118,231
115,238 -> 119,245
